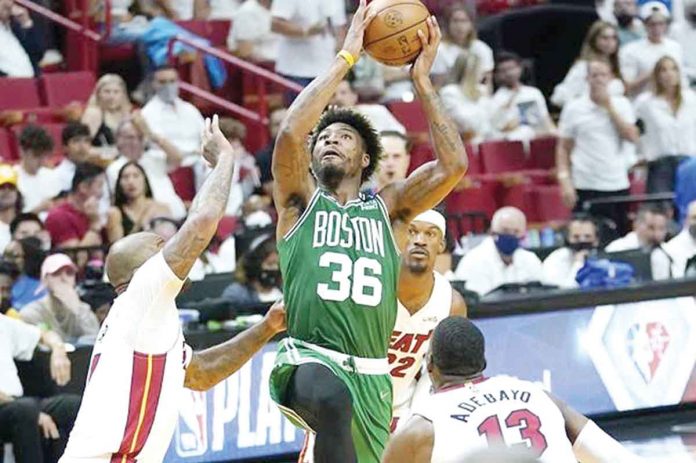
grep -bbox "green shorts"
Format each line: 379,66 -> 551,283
269,338 -> 393,463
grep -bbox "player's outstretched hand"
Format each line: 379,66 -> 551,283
411,16 -> 442,81
263,299 -> 287,334
201,114 -> 234,168
342,0 -> 377,60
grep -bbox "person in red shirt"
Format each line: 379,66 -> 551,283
44,163 -> 105,249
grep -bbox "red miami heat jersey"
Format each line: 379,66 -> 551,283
60,252 -> 192,463
389,272 -> 451,420
412,375 -> 576,463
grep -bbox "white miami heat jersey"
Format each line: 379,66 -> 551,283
413,375 -> 576,463
389,272 -> 451,419
60,252 -> 192,463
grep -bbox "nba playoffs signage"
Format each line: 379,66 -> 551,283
165,296 -> 696,461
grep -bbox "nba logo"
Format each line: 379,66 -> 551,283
626,321 -> 670,383
175,390 -> 208,457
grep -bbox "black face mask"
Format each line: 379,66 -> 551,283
568,241 -> 596,252
616,13 -> 634,27
258,269 -> 281,289
0,297 -> 10,314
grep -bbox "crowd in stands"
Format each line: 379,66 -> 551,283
2,0 -> 696,461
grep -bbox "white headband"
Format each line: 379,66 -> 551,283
412,210 -> 447,237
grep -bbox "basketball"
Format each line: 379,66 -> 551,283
364,0 -> 431,67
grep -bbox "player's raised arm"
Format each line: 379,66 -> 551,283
381,17 -> 468,224
381,415 -> 434,463
272,0 -> 376,238
163,115 -> 236,279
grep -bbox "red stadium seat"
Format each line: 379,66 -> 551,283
527,185 -> 571,223
41,72 -> 96,107
0,128 -> 17,161
387,101 -> 428,136
445,181 -> 498,238
207,20 -> 232,47
0,78 -> 41,110
408,142 -> 434,174
464,143 -> 482,176
528,136 -> 557,170
169,166 -> 196,202
479,140 -> 527,174
216,215 -> 239,240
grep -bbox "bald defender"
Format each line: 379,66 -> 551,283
60,116 -> 286,463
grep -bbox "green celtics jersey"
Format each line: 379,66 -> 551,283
278,189 -> 400,359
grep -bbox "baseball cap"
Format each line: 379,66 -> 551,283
0,164 -> 18,187
412,209 -> 447,237
640,1 -> 670,20
41,253 -> 77,280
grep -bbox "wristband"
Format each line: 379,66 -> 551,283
337,50 -> 356,68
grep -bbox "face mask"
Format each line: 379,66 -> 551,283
258,269 -> 281,288
494,233 -> 520,256
0,297 -> 9,313
689,224 -> 696,240
157,82 -> 178,103
616,13 -> 634,27
568,241 -> 596,252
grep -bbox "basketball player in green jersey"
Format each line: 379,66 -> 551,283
269,2 -> 468,462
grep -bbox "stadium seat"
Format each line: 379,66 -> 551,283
169,166 -> 196,202
41,71 -> 95,107
207,20 -> 232,47
465,143 -> 482,176
479,140 -> 527,174
217,216 -> 239,241
528,136 -> 557,170
387,101 -> 428,137
527,185 -> 571,222
408,142 -> 434,174
446,181 -> 498,221
0,128 -> 16,161
0,78 -> 41,110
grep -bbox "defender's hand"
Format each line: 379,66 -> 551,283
341,0 -> 377,60
201,114 -> 234,168
411,16 -> 441,81
263,299 -> 287,334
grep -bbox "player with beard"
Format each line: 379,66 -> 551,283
269,2 -> 468,462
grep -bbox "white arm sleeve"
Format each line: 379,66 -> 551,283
573,421 -> 645,463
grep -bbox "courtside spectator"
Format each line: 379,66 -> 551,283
431,2 -> 493,88
0,0 -> 44,77
20,253 -> 99,342
4,236 -> 46,309
10,212 -> 48,246
557,60 -> 638,235
620,2 -> 684,96
331,79 -> 406,134
271,0 -> 346,88
440,53 -> 492,142
227,0 -> 278,62
0,313 -> 79,463
81,74 -> 133,149
44,163 -> 105,249
16,125 -> 62,214
606,204 -> 672,279
222,235 -> 282,306
489,51 -> 555,142
0,259 -> 18,314
106,162 -> 171,243
454,207 -> 543,296
55,123 -> 94,192
635,56 -> 696,194
551,21 -> 626,108
0,164 -> 21,253
373,131 -> 410,192
141,65 -> 205,164
256,106 -> 288,195
665,199 -> 696,276
106,118 -> 186,219
543,215 -> 601,288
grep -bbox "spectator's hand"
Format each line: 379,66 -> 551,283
38,413 -> 60,439
201,115 -> 234,168
49,347 -> 71,386
341,0 -> 377,60
410,16 -> 441,82
591,84 -> 611,108
263,299 -> 286,334
560,180 -> 577,209
48,277 -> 82,312
306,21 -> 328,37
11,5 -> 33,28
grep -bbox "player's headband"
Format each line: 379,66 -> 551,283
412,210 -> 447,238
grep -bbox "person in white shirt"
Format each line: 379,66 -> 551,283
551,21 -> 626,108
0,0 -> 41,77
605,204 -> 672,279
331,79 -> 406,134
227,0 -> 278,62
431,3 -> 493,89
620,1 -> 684,96
141,65 -> 205,165
0,165 -> 20,253
556,59 -> 639,236
271,0 -> 346,86
15,125 -> 62,215
382,316 -> 641,463
454,207 -> 543,296
635,56 -> 696,193
106,117 -> 187,219
490,51 -> 555,142
207,0 -> 241,19
670,0 -> 696,85
439,52 -> 492,143
664,199 -> 696,276
543,214 -> 600,288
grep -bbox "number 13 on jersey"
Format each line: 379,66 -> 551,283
317,251 -> 383,307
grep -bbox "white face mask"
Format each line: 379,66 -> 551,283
156,82 -> 179,103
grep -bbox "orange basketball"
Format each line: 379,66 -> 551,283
364,0 -> 431,67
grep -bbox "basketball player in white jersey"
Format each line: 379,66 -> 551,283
382,317 -> 642,463
59,116 -> 286,463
